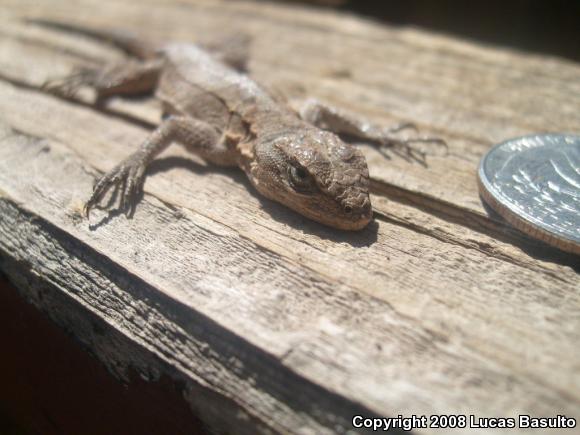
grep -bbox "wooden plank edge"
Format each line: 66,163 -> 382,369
0,197 -> 389,435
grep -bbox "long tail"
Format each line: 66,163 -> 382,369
27,19 -> 251,71
27,19 -> 159,60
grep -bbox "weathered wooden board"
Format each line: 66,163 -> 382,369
0,1 -> 578,434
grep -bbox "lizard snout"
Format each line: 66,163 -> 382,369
341,196 -> 372,229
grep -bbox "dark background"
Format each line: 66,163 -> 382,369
0,273 -> 206,435
291,0 -> 580,63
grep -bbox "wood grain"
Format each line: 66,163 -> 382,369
0,1 -> 578,434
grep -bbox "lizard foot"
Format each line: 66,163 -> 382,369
84,153 -> 147,218
372,126 -> 447,164
42,67 -> 97,98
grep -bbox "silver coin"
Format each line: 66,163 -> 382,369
478,133 -> 580,255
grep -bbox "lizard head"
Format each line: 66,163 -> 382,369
250,129 -> 372,230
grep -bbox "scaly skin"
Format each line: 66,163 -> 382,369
40,22 -> 444,230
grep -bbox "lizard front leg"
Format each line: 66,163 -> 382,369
85,116 -> 220,217
298,98 -> 446,162
43,58 -> 163,101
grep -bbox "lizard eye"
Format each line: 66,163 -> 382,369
289,165 -> 316,192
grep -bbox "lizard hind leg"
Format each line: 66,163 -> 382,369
43,58 -> 163,101
42,66 -> 99,98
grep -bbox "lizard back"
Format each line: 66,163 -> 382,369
157,43 -> 286,136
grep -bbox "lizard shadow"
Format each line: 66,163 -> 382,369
147,156 -> 379,247
88,207 -> 131,230
253,196 -> 380,248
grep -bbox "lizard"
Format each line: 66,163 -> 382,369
40,21 -> 445,231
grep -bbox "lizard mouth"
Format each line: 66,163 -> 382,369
337,195 -> 373,230
300,193 -> 373,230
346,208 -> 373,230
318,206 -> 373,231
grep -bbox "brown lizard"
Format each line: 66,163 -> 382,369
40,21 -> 444,230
